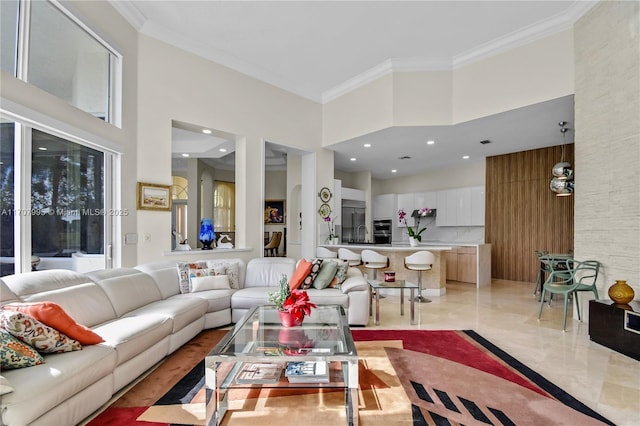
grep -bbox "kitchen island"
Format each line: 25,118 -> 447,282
319,242 -> 491,296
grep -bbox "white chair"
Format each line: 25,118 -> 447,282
404,251 -> 435,303
316,246 -> 338,259
338,248 -> 362,266
361,249 -> 389,280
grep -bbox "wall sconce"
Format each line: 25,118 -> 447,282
550,121 -> 574,196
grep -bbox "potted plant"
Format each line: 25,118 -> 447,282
268,274 -> 317,327
398,208 -> 432,246
324,216 -> 339,244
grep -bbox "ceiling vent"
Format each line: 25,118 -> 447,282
398,155 -> 412,160
480,140 -> 491,144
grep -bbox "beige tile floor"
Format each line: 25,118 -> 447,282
370,279 -> 640,426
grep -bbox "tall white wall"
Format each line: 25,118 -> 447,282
135,35 -> 323,264
574,1 -> 640,303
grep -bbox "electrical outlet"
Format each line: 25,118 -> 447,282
124,233 -> 138,245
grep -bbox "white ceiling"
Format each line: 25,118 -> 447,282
113,1 -> 594,178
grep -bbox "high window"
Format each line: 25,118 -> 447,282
1,0 -> 121,125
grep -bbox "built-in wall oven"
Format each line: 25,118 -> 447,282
373,219 -> 392,245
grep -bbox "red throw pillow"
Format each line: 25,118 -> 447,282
289,260 -> 312,291
4,302 -> 104,345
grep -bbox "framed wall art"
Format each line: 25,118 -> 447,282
137,182 -> 171,211
264,199 -> 285,224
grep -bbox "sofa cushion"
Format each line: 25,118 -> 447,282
330,260 -> 349,287
0,310 -> 81,353
176,261 -> 207,293
0,343 -> 116,426
0,279 -> 20,304
93,315 -> 173,365
313,260 -> 338,290
122,297 -> 208,334
244,258 -> 295,289
86,268 -> 163,317
191,275 -> 230,291
304,288 -> 349,306
0,375 -> 13,395
0,331 -> 44,369
289,259 -> 312,290
300,258 -> 323,290
206,260 -> 241,289
1,269 -> 117,327
179,289 -> 234,313
135,261 -> 182,299
231,287 -> 277,310
3,302 -> 104,345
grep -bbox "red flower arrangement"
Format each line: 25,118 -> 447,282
282,289 -> 317,318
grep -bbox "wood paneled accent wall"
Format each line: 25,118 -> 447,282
485,145 -> 574,282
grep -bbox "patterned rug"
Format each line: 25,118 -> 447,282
87,329 -> 612,425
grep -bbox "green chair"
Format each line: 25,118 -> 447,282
537,260 -> 600,331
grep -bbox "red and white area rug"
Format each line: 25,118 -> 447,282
87,329 -> 612,425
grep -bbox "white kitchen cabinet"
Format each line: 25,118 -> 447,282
470,186 -> 485,226
414,191 -> 437,210
373,194 -> 396,220
396,193 -> 414,227
436,186 -> 485,227
341,187 -> 366,201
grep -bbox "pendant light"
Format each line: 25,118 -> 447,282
550,121 -> 574,196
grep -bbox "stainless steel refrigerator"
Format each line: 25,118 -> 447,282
342,200 -> 367,243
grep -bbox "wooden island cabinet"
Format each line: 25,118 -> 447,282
446,247 -> 478,284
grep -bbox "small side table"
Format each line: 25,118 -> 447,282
368,280 -> 418,325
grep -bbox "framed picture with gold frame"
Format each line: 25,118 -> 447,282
137,182 -> 171,211
264,199 -> 285,224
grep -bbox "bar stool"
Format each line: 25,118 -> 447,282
316,246 -> 338,259
404,251 -> 435,303
338,248 -> 362,266
361,249 -> 388,280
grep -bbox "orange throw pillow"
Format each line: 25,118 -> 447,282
4,302 -> 104,345
289,260 -> 312,291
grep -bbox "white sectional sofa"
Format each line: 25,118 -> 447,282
0,256 -> 369,426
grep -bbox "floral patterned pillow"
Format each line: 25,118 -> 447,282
0,310 -> 81,353
0,330 -> 44,370
329,260 -> 349,288
176,261 -> 207,293
206,260 -> 240,289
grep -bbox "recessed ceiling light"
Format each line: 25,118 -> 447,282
391,169 -> 397,173
462,155 -> 470,159
363,143 -> 371,148
202,129 -> 212,134
181,153 -> 189,157
219,148 -> 227,153
426,140 -> 435,145
38,147 -> 47,151
350,157 -> 357,161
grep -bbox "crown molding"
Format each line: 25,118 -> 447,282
452,1 -> 599,68
108,0 -> 146,31
321,57 -> 452,103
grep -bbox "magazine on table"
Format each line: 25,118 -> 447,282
236,362 -> 285,384
285,361 -> 329,383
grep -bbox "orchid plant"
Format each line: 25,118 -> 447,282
324,216 -> 338,241
398,207 -> 432,242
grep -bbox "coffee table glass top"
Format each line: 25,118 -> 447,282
368,279 -> 418,289
210,304 -> 356,359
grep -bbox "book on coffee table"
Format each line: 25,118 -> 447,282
236,362 -> 284,384
285,361 -> 329,383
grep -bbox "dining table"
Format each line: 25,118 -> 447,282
536,253 -> 574,300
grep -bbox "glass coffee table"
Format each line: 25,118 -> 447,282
368,279 -> 419,325
205,304 -> 359,425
